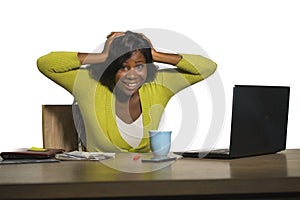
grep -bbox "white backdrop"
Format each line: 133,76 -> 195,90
1,0 -> 299,151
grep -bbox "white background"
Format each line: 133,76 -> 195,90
1,0 -> 299,151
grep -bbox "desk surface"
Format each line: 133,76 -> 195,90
1,149 -> 300,199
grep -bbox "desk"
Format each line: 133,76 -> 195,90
1,149 -> 300,199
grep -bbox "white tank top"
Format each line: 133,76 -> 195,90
116,115 -> 143,148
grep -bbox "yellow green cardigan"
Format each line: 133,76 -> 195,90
37,52 -> 217,152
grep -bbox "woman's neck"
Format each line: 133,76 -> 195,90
115,91 -> 142,123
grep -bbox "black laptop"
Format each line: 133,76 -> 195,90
175,85 -> 290,159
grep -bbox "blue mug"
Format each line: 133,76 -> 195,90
149,130 -> 172,157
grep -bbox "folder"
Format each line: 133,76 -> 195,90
0,148 -> 64,159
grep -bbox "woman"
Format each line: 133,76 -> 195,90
37,31 -> 217,153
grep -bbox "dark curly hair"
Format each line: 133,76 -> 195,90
88,31 -> 158,91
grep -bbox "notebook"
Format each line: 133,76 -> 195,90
174,85 -> 290,159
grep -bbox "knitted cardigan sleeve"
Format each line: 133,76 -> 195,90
37,51 -> 81,94
156,54 -> 217,94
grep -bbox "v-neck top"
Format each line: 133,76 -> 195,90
37,52 -> 217,152
116,114 -> 143,149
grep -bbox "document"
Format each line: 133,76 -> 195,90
55,151 -> 115,161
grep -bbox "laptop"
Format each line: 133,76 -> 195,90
175,85 -> 290,159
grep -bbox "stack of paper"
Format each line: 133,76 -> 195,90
55,151 -> 115,161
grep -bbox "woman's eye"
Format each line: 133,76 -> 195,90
121,66 -> 128,71
135,64 -> 144,70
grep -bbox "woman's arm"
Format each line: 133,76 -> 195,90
152,51 -> 182,66
37,32 -> 125,93
37,51 -> 83,94
155,53 -> 217,94
141,32 -> 217,93
142,33 -> 217,79
77,52 -> 107,65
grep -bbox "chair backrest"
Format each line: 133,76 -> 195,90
42,105 -> 79,152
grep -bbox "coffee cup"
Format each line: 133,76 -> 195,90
149,130 -> 172,157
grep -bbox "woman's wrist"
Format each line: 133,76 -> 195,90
152,51 -> 182,65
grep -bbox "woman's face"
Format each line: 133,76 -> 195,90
114,50 -> 147,97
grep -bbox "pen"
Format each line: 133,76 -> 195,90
133,154 -> 141,161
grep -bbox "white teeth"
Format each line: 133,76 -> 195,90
128,83 -> 137,87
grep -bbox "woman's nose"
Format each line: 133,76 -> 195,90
126,69 -> 137,79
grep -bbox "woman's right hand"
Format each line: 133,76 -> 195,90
78,32 -> 125,65
102,32 -> 125,57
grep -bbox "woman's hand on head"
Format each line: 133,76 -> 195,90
138,33 -> 158,59
106,31 -> 124,39
139,32 -> 181,64
77,32 -> 125,65
102,32 -> 125,56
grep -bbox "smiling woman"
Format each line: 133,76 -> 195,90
114,50 -> 148,123
37,31 -> 217,153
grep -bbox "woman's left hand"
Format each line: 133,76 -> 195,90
138,33 -> 158,58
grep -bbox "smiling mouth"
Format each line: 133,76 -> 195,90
128,83 -> 137,87
123,82 -> 139,90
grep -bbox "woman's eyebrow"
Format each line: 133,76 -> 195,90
135,59 -> 145,63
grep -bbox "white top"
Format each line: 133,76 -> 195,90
116,115 -> 143,148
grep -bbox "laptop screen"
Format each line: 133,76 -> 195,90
229,85 -> 290,157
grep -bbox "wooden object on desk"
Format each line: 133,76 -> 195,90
42,105 -> 78,152
0,149 -> 300,199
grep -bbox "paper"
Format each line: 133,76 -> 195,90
55,151 -> 115,161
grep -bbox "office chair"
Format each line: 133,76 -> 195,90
42,105 -> 85,152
